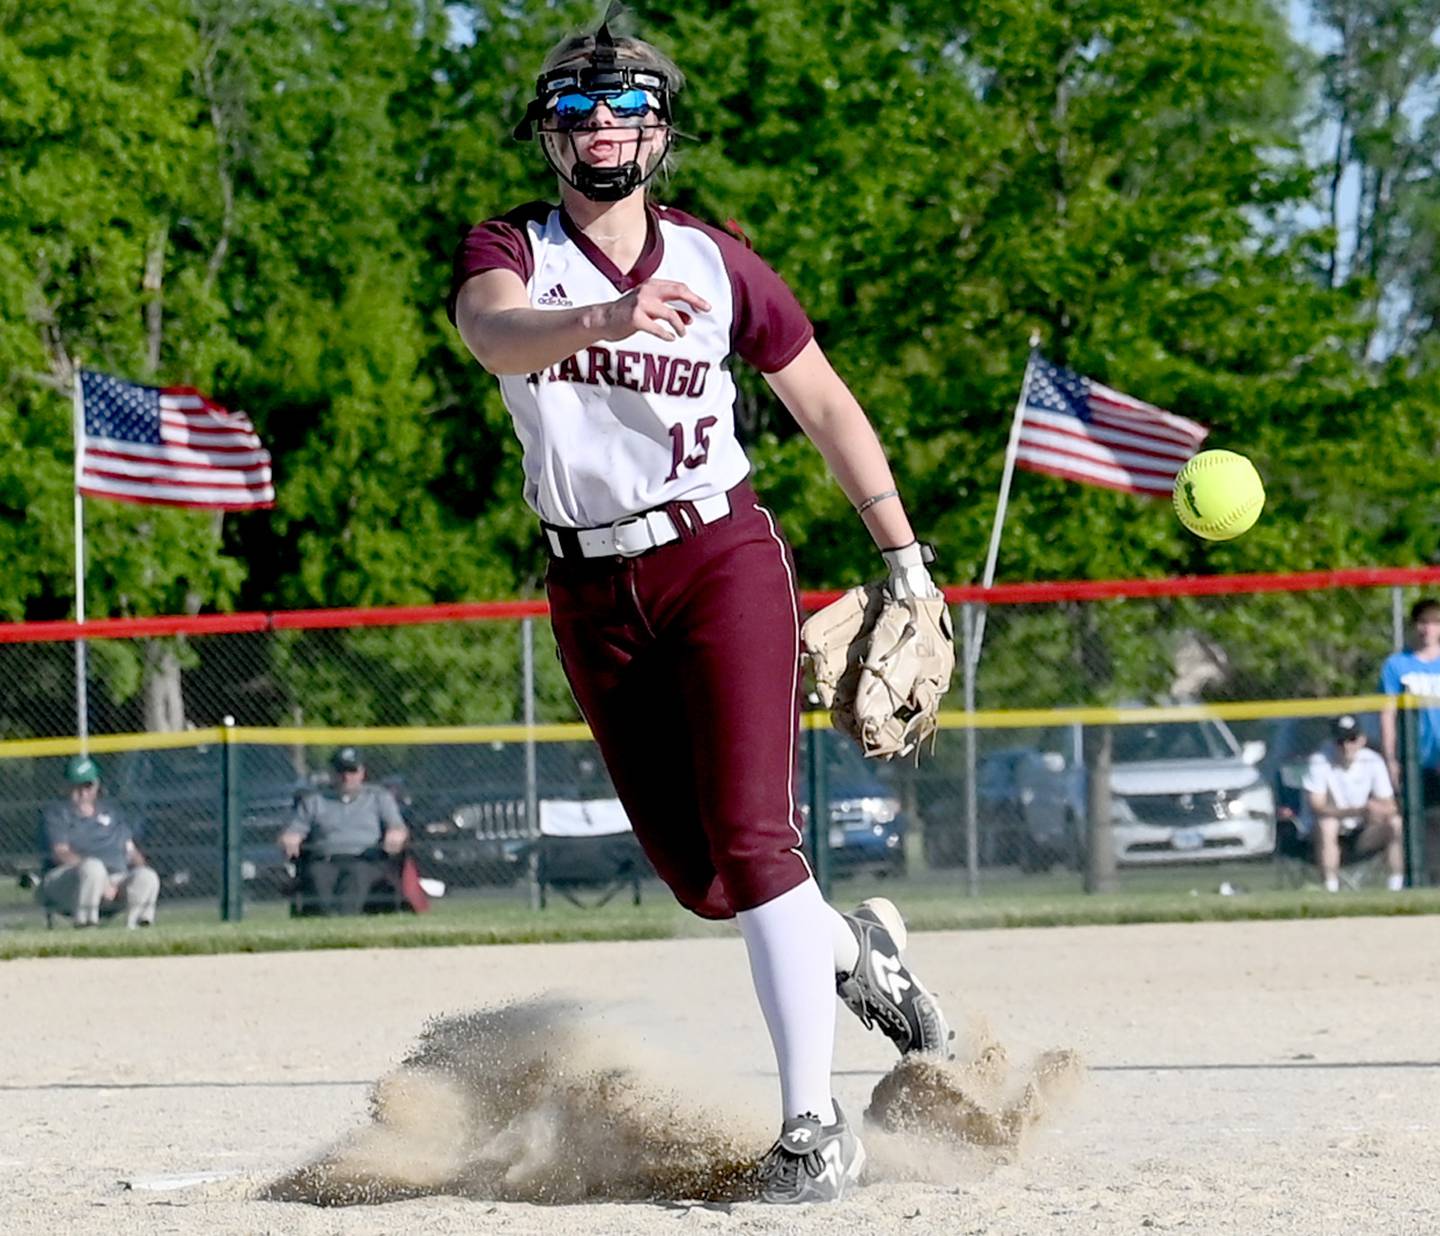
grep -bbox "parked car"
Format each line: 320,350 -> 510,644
0,744 -> 309,900
920,737 -> 1086,871
813,731 -> 907,879
398,741 -> 622,888
1106,716 -> 1275,864
920,748 -> 1025,868
0,761 -> 61,888
923,716 -> 1275,870
1006,739 -> 1089,871
397,729 -> 905,887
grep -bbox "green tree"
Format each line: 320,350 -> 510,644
0,0 -> 237,620
5,0 -> 1437,739
1309,0 -> 1440,356
0,0 -> 251,729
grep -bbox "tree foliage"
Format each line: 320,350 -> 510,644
1309,0 -> 1440,354
2,0 -> 1437,724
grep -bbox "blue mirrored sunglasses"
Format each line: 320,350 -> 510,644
549,88 -> 655,130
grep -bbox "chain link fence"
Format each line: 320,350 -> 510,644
2,571 -> 1437,923
0,734 -> 598,915
0,727 -> 911,919
0,609 -> 575,737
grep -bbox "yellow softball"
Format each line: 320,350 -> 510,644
1172,449 -> 1265,541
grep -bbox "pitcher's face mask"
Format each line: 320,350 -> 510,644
512,22 -> 674,202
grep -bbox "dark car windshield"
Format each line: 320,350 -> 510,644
1111,721 -> 1235,763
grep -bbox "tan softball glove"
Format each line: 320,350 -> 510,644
801,572 -> 955,761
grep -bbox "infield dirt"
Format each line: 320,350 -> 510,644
3,916 -> 1438,1234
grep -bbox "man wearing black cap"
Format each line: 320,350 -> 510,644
278,748 -> 408,915
38,755 -> 160,927
1300,716 -> 1405,893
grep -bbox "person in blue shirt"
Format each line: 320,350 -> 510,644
1379,597 -> 1440,876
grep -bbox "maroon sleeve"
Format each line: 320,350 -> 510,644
725,241 -> 815,373
445,203 -> 550,325
657,208 -> 814,373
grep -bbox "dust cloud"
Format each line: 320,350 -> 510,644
264,999 -> 1082,1207
264,997 -> 762,1205
863,1021 -> 1085,1184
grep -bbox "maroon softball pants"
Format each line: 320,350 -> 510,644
544,480 -> 813,919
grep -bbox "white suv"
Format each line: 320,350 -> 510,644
1106,717 -> 1275,864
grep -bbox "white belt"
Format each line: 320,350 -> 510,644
546,491 -> 733,559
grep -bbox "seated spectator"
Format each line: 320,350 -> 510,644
38,755 -> 160,928
278,747 -> 408,916
1301,715 -> 1405,893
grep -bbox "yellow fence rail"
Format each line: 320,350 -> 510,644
0,694 -> 1419,758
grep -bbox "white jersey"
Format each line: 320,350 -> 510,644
1299,745 -> 1394,835
449,202 -> 813,528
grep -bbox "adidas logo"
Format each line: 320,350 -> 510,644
536,282 -> 572,307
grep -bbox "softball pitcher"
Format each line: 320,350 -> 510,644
448,13 -> 953,1204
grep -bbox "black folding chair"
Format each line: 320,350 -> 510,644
289,850 -> 407,917
536,799 -> 648,909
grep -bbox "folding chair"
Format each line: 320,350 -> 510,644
30,856 -> 127,929
40,891 -> 124,929
536,798 -> 647,909
289,850 -> 410,917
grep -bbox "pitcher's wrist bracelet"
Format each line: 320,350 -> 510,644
856,488 -> 899,515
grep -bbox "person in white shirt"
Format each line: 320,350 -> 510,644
1301,715 -> 1404,892
447,12 -> 952,1204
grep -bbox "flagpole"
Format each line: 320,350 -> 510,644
961,333 -> 1040,895
72,371 -> 89,752
970,332 -> 1041,669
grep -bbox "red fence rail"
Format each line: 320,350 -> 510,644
6,566 -> 1440,645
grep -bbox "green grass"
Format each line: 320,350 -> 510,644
6,860 -> 1440,961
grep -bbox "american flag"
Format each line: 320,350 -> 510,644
1014,356 -> 1208,497
77,370 -> 274,510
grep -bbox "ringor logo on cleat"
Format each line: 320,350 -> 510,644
812,1148 -> 843,1193
869,949 -> 912,1003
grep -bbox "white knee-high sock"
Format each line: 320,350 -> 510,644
736,879 -> 838,1125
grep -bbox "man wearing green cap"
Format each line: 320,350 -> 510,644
38,755 -> 160,928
